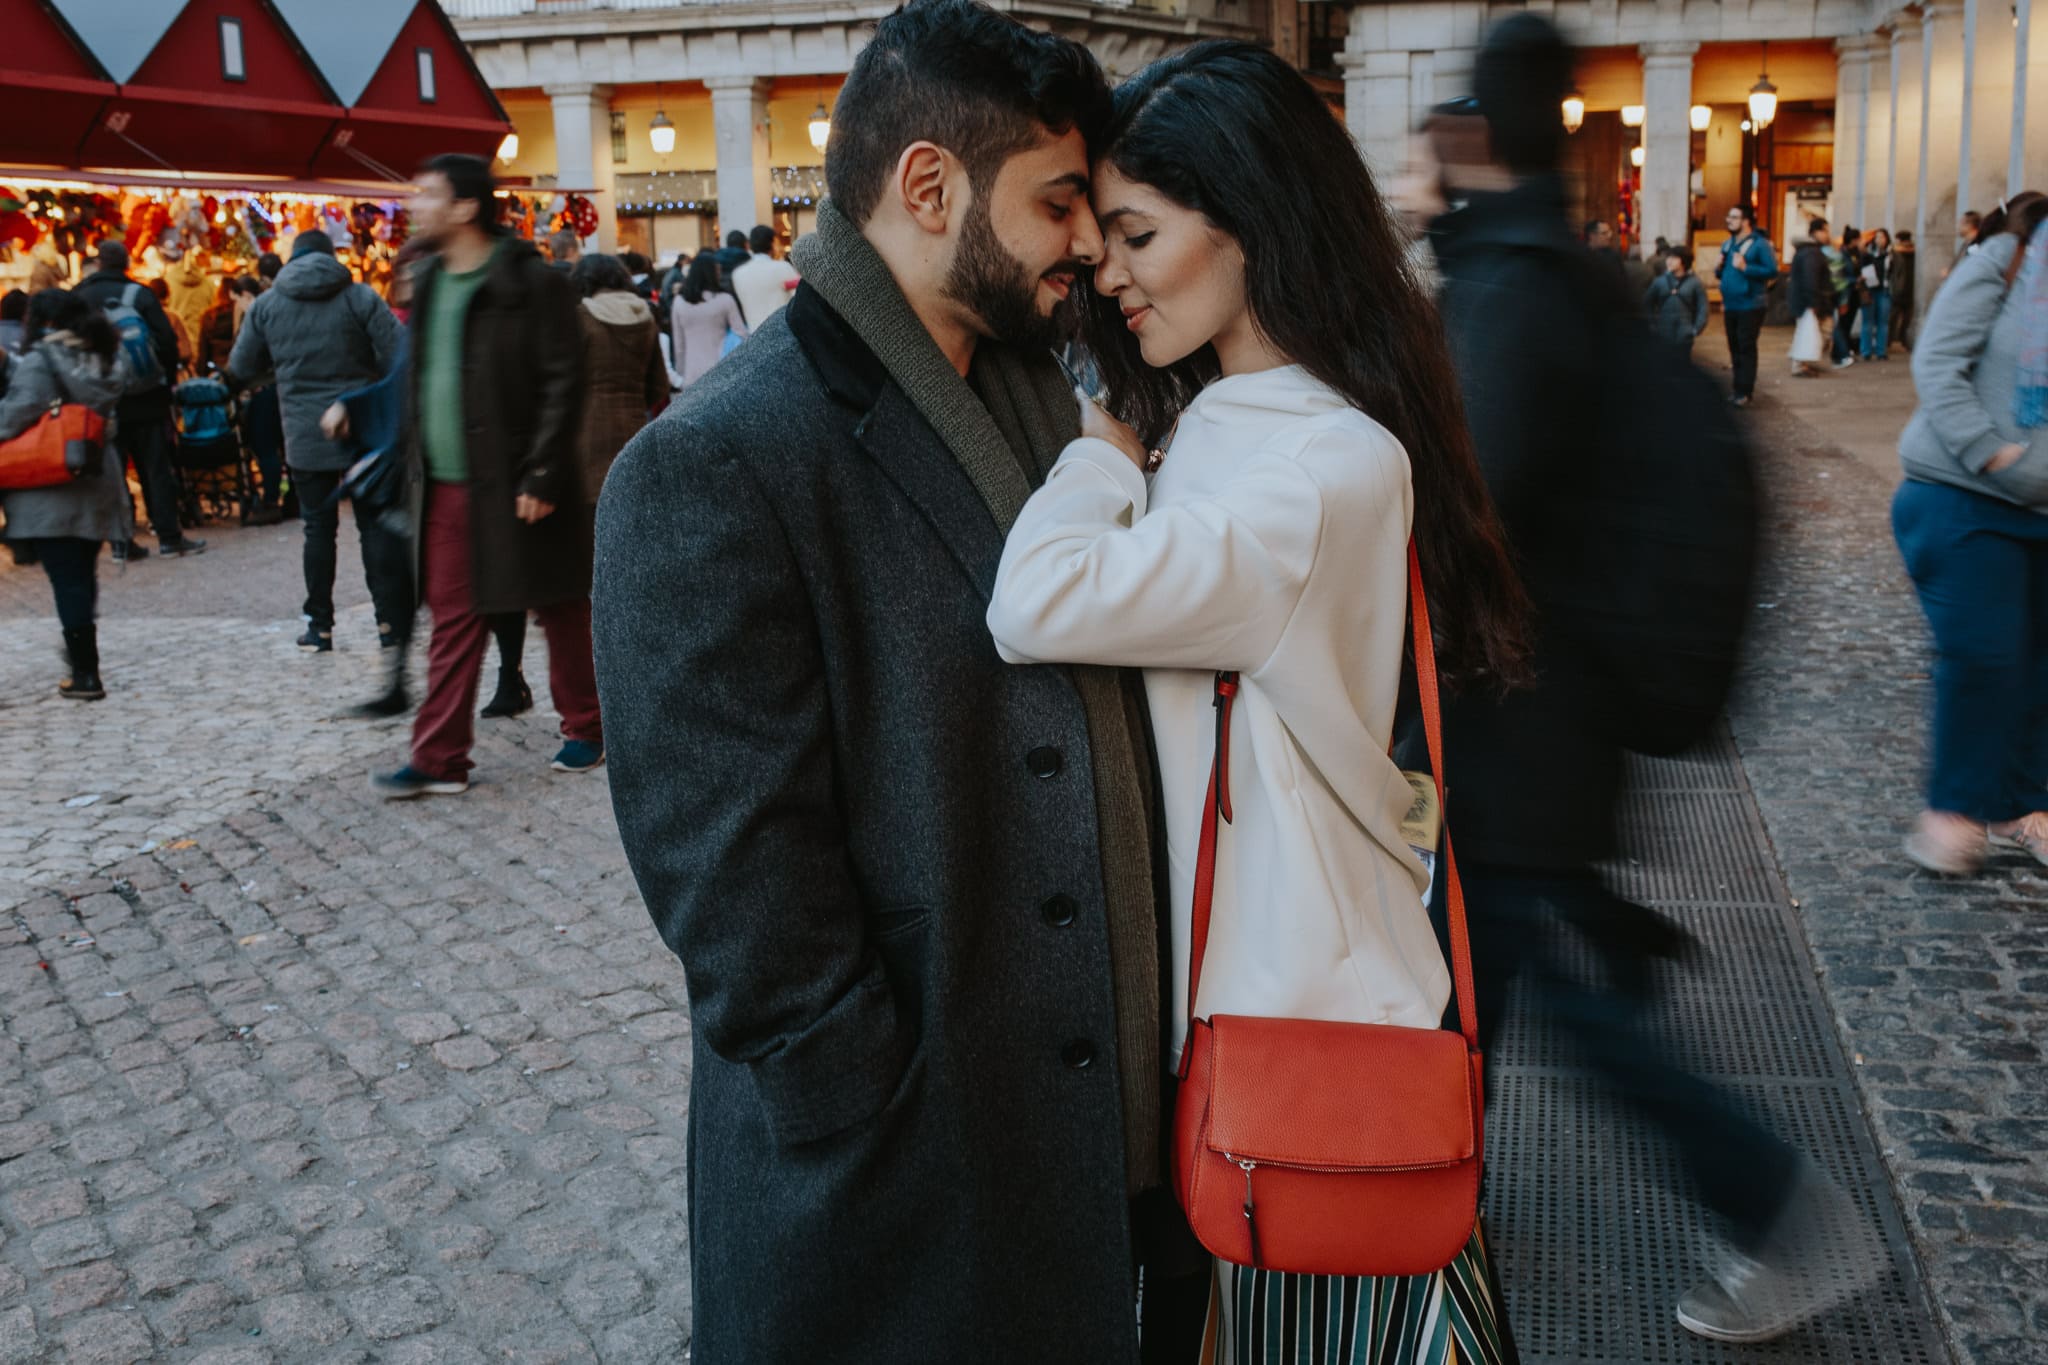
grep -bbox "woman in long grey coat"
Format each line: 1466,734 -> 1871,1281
0,290 -> 133,699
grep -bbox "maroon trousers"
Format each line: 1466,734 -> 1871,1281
411,481 -> 601,780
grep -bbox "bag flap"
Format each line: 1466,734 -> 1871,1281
1203,1015 -> 1475,1169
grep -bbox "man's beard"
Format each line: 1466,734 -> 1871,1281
941,195 -> 1079,351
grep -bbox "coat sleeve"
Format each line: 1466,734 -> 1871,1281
592,431 -> 908,1147
225,303 -> 270,387
517,264 -> 584,506
363,287 -> 403,375
988,429 -> 1381,673
1745,239 -> 1779,281
1909,249 -> 2018,471
137,289 -> 179,378
1689,278 -> 1709,334
641,329 -> 669,416
0,352 -> 57,442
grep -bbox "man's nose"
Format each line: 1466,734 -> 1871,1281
1068,202 -> 1104,267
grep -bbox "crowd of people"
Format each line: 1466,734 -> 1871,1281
1,2 -> 2042,1362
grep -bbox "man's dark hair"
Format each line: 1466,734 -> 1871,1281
1897,229 -> 1914,243
1583,219 -> 1608,244
1962,210 -> 1982,229
1,288 -> 27,323
1669,246 -> 1694,268
826,0 -> 1111,226
1808,216 -> 1829,238
571,253 -> 635,298
748,224 -> 776,254
257,251 -> 284,282
725,230 -> 748,251
619,250 -> 651,276
421,153 -> 501,233
1473,12 -> 1574,176
291,229 -> 335,260
1841,225 -> 1860,245
94,240 -> 130,275
1729,203 -> 1756,227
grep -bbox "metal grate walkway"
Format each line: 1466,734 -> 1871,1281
1481,727 -> 1951,1365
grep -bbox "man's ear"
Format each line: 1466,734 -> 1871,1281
892,142 -> 959,236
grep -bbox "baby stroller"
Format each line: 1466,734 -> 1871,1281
170,375 -> 250,525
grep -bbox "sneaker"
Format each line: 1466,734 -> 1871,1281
1833,355 -> 1856,369
1989,812 -> 2048,867
111,540 -> 148,564
297,627 -> 333,653
550,740 -> 605,773
158,538 -> 207,558
1676,1159 -> 1885,1343
1903,810 -> 1988,876
371,765 -> 467,799
1729,395 -> 1751,408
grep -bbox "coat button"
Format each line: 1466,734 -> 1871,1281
1040,895 -> 1077,927
1025,746 -> 1063,778
1061,1039 -> 1096,1070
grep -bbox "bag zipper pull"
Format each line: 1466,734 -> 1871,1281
1228,1154 -> 1261,1267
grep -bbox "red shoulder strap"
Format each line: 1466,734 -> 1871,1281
1177,539 -> 1478,1079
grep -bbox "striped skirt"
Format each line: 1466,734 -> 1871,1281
1198,1225 -> 1518,1365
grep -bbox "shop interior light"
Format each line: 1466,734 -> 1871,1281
496,132 -> 518,165
1690,104 -> 1712,132
1741,119 -> 1753,132
1562,90 -> 1585,134
1630,144 -> 1645,168
1620,105 -> 1644,128
808,103 -> 832,153
1748,42 -> 1779,131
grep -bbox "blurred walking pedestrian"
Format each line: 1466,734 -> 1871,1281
1830,226 -> 1863,368
1644,247 -> 1708,359
0,290 -> 134,699
1787,218 -> 1835,377
1894,192 -> 2048,874
1891,230 -> 1919,349
1436,13 -> 1882,1344
372,153 -> 594,799
74,241 -> 205,558
730,224 -> 800,327
1860,228 -> 1895,360
229,229 -> 407,655
1717,203 -> 1777,406
668,254 -> 747,388
568,253 -> 668,499
988,40 -> 1530,1363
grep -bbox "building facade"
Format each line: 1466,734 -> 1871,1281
449,0 -> 2045,318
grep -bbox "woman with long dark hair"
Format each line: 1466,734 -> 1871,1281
0,289 -> 134,699
987,41 -> 1527,1365
668,252 -> 747,387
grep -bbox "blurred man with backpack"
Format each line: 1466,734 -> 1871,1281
1430,13 -> 1880,1345
74,241 -> 205,558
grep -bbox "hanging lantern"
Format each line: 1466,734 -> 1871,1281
1748,42 -> 1779,131
650,109 -> 676,156
1562,89 -> 1586,134
1620,105 -> 1645,128
1690,104 -> 1712,132
808,103 -> 832,153
497,132 -> 519,165
1630,145 -> 1645,169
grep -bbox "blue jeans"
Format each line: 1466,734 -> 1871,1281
1833,294 -> 1860,362
1892,478 -> 2048,820
1861,288 -> 1892,358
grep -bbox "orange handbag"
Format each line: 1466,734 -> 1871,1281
1171,540 -> 1484,1278
0,401 -> 106,492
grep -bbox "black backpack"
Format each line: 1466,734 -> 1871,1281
1547,253 -> 1761,756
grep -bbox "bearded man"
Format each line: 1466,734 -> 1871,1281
591,1 -> 1188,1360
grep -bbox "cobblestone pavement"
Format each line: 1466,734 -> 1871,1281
1,355 -> 2037,1361
1730,382 -> 2047,1365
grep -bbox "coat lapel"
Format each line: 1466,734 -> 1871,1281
854,384 -> 1008,601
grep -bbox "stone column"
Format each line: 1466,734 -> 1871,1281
1338,48 -> 1413,181
545,83 -> 617,252
1889,13 -> 1924,241
1638,42 -> 1698,255
707,76 -> 773,242
2021,0 -> 2048,191
1863,30 -> 1893,230
1961,0 -> 2020,210
1832,36 -> 1881,231
1918,0 -> 1968,311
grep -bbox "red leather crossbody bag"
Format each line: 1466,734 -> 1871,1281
1171,540 -> 1483,1278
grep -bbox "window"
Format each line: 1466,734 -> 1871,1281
611,111 -> 627,165
220,17 -> 245,82
416,48 -> 437,104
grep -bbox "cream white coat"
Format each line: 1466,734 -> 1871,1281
989,365 -> 1451,1062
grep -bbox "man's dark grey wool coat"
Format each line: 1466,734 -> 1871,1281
592,286 -> 1148,1363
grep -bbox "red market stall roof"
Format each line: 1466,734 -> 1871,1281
8,0 -> 507,184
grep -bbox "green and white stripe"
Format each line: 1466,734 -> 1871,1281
1204,1225 -> 1516,1365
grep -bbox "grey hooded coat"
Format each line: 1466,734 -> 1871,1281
228,252 -> 403,472
0,335 -> 133,544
